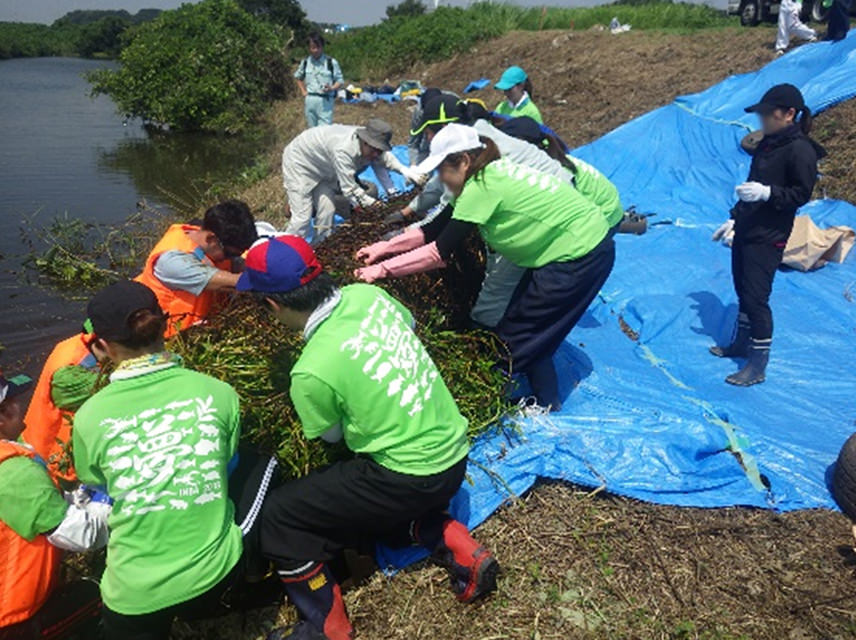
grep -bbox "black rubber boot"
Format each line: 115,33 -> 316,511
725,338 -> 770,387
710,313 -> 751,358
525,358 -> 562,412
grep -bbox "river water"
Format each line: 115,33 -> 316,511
1,57 -> 266,371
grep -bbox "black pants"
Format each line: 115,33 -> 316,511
260,456 -> 467,570
731,239 -> 784,341
827,0 -> 851,40
496,234 -> 616,406
0,580 -> 101,640
101,561 -> 242,640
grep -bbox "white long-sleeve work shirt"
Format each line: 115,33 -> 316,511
282,124 -> 406,206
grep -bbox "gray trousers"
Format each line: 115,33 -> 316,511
470,252 -> 526,329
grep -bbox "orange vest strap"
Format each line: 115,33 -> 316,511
0,440 -> 62,627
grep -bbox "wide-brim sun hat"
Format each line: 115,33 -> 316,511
356,118 -> 393,152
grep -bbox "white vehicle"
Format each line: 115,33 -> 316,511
727,0 -> 836,25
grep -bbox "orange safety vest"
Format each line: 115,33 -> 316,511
22,334 -> 96,483
134,224 -> 231,338
0,440 -> 62,629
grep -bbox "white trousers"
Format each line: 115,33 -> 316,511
776,0 -> 816,51
283,176 -> 338,246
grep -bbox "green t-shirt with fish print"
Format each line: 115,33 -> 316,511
73,358 -> 242,615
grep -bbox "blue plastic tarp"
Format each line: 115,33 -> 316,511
376,33 -> 856,570
464,77 -> 491,93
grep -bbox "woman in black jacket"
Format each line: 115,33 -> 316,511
710,83 -> 826,386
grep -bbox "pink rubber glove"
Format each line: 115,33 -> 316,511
354,242 -> 446,283
355,227 -> 426,265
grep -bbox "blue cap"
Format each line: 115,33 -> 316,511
494,66 -> 528,91
236,235 -> 322,294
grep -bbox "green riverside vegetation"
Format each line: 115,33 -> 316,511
87,0 -> 291,133
328,0 -> 737,79
0,9 -> 162,59
3,0 -> 736,132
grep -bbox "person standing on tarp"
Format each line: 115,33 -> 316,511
825,0 -> 852,41
295,32 -> 344,129
710,84 -> 826,386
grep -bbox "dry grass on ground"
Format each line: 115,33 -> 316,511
178,483 -> 856,640
173,27 -> 856,640
813,99 -> 856,204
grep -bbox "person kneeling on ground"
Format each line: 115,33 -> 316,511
135,199 -> 258,337
280,118 -> 428,244
21,330 -> 101,482
236,235 -> 499,640
355,125 -> 615,411
709,84 -> 825,387
0,369 -> 108,640
72,280 -> 250,639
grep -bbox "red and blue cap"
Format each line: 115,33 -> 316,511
236,235 -> 323,293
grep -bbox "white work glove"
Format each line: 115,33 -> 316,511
355,192 -> 379,209
736,181 -> 771,203
254,221 -> 280,239
401,167 -> 429,188
49,485 -> 112,552
711,219 -> 735,243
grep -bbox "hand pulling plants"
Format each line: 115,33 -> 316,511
171,201 -> 512,478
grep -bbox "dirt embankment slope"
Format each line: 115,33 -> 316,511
207,27 -> 856,640
244,27 -> 853,222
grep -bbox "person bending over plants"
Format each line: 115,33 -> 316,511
355,124 -> 615,412
236,235 -> 499,640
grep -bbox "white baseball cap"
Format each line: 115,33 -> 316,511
414,123 -> 484,175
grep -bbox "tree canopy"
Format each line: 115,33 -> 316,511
88,0 -> 290,133
386,0 -> 427,20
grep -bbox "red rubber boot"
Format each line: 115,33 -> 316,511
425,519 -> 499,603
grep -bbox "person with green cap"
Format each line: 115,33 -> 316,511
281,118 -> 427,245
0,368 -> 108,640
494,65 -> 543,124
234,234 -> 499,640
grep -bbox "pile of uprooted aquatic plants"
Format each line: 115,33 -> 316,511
170,200 -> 513,476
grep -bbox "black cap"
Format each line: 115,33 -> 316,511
0,371 -> 32,403
85,280 -> 163,342
411,94 -> 462,136
420,87 -> 442,109
498,116 -> 545,146
745,83 -> 805,114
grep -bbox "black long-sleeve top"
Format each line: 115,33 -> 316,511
733,125 -> 826,245
421,204 -> 476,261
